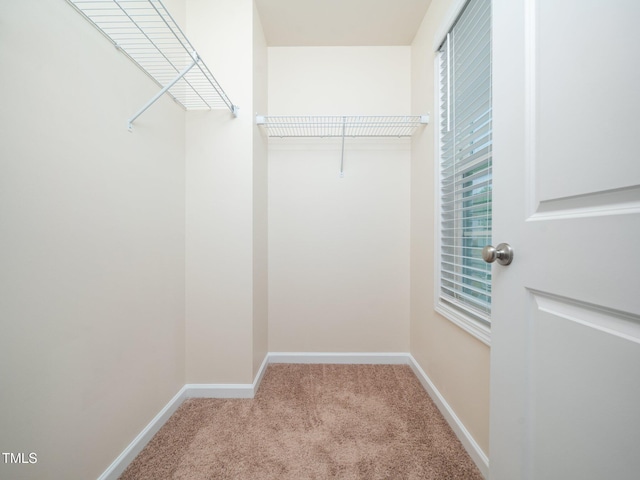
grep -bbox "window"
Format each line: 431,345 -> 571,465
437,0 -> 492,341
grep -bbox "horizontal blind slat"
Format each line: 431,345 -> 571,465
439,0 -> 492,325
441,283 -> 491,309
440,292 -> 491,322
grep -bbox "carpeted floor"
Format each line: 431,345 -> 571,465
120,364 -> 483,479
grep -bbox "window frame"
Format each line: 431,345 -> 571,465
433,0 -> 492,346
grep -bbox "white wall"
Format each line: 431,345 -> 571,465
0,1 -> 186,478
185,0 -> 268,383
0,1 -> 490,477
268,47 -> 411,352
410,0 -> 491,457
252,2 -> 269,377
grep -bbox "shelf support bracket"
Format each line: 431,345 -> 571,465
339,116 -> 346,178
128,53 -> 200,131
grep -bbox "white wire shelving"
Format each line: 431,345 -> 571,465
66,0 -> 238,130
255,115 -> 429,138
256,115 -> 429,176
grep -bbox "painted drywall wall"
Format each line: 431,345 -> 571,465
252,2 -> 269,378
268,47 -> 411,353
410,0 -> 491,456
185,0 -> 268,383
0,1 -> 186,479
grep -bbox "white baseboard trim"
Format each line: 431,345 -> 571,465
183,383 -> 254,398
183,353 -> 269,398
407,354 -> 490,478
98,353 -> 488,480
268,352 -> 411,364
98,355 -> 269,479
97,385 -> 188,480
253,354 -> 270,391
268,351 -> 488,477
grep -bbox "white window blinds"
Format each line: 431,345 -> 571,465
439,0 -> 492,324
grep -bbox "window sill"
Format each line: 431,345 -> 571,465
435,301 -> 491,346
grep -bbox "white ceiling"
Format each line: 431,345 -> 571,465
254,0 -> 432,46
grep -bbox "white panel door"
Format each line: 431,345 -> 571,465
490,1 -> 640,479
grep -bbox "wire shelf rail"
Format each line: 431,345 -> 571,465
66,0 -> 238,130
255,115 -> 429,138
256,115 -> 429,177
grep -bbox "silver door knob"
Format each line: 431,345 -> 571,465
482,243 -> 514,266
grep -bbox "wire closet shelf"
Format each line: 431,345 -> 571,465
256,115 -> 429,177
255,115 -> 429,138
66,0 -> 238,129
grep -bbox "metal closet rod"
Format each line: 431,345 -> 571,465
255,115 -> 430,177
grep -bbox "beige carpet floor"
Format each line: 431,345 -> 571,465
120,364 -> 483,479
